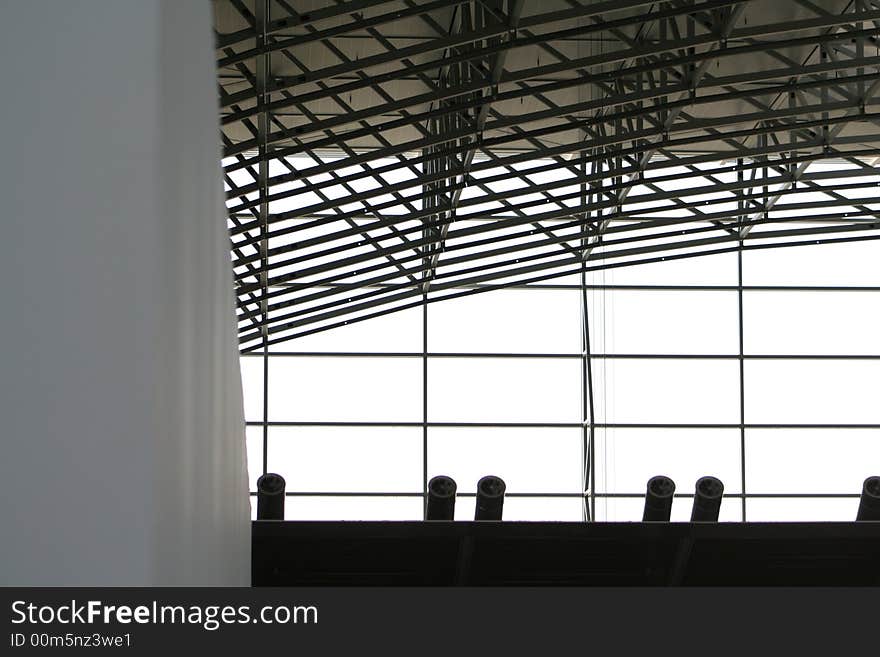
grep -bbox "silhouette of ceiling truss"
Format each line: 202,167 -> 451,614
214,0 -> 880,350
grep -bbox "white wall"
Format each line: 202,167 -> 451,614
0,1 -> 250,585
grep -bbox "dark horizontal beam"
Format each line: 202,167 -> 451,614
245,492 -> 863,499
242,351 -> 880,359
246,420 -> 880,429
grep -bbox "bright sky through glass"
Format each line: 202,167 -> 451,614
233,155 -> 880,522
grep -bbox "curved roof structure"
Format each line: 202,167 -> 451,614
214,0 -> 880,350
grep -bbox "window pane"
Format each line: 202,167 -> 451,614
239,355 -> 264,422
595,428 -> 742,494
268,426 -> 422,493
744,291 -> 880,355
589,290 -> 738,355
742,241 -> 880,286
497,496 -> 584,521
746,497 -> 858,522
282,496 -> 423,521
246,425 -> 264,492
745,360 -> 880,424
428,427 -> 582,494
745,429 -> 880,494
585,251 -> 736,286
428,288 -> 582,353
268,356 -> 422,422
428,358 -> 581,423
274,305 -> 422,353
592,359 -> 740,424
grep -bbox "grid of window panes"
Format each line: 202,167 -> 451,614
235,157 -> 880,522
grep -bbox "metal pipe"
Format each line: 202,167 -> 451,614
856,476 -> 880,521
256,473 -> 286,520
691,476 -> 724,522
474,475 -> 506,521
643,475 -> 675,521
425,475 -> 457,520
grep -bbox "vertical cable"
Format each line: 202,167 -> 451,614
580,147 -> 594,522
583,275 -> 597,523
